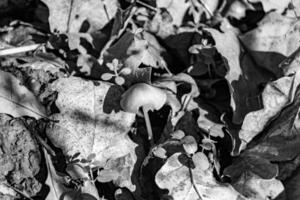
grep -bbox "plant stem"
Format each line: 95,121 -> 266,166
142,106 -> 154,146
188,161 -> 203,200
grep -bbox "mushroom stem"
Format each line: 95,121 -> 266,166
142,106 -> 154,146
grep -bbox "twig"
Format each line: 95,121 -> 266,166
136,0 -> 157,12
0,44 -> 42,57
66,0 -> 74,32
34,133 -> 56,157
101,0 -> 111,21
198,0 -> 214,17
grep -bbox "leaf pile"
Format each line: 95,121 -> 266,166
1,0 -> 300,200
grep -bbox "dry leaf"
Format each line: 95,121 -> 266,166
249,0 -> 299,15
42,0 -> 118,33
105,31 -> 167,71
44,148 -> 73,200
46,77 -> 137,191
0,70 -> 46,119
206,24 -> 274,124
238,46 -> 300,152
156,0 -> 191,26
233,172 -> 284,200
240,12 -> 300,73
155,153 -> 248,200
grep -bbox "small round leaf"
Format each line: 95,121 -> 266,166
120,67 -> 132,75
181,135 -> 198,155
171,130 -> 185,140
115,76 -> 125,85
153,147 -> 167,159
192,152 -> 210,171
101,73 -> 114,81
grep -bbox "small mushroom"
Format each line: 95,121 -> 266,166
120,83 -> 167,144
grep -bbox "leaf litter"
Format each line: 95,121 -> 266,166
0,0 -> 300,200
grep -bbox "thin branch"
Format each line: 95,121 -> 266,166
66,0 -> 74,32
101,0 -> 110,21
0,44 -> 41,57
198,0 -> 214,17
136,0 -> 157,12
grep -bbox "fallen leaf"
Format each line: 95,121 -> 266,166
0,114 -> 41,197
104,31 -> 167,70
197,107 -> 225,137
233,172 -> 284,200
206,24 -> 275,124
44,148 -> 73,200
248,0 -> 299,14
46,77 -> 137,191
0,70 -> 46,119
284,167 -> 300,200
238,46 -> 300,152
244,86 -> 300,162
238,76 -> 294,151
224,154 -> 278,181
42,0 -> 118,33
65,164 -> 100,200
156,0 -> 191,26
155,153 -> 248,200
240,12 -> 300,74
144,8 -> 176,39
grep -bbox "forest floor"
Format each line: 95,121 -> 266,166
0,0 -> 300,200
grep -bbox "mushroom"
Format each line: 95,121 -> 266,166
120,83 -> 167,145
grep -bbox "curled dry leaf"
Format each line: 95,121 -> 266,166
46,77 -> 137,191
155,153 -> 248,200
238,46 -> 300,152
0,114 -> 42,198
0,70 -> 46,119
238,76 -> 294,151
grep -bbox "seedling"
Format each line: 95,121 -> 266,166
101,58 -> 132,85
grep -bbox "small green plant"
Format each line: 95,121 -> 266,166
101,58 -> 132,85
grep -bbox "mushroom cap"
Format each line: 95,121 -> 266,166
120,83 -> 167,113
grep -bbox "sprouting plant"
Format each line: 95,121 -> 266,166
101,58 -> 132,85
71,153 -> 102,183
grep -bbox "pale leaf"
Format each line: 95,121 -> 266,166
41,0 -> 118,33
155,153 -> 248,200
46,77 -> 137,191
0,70 -> 46,119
